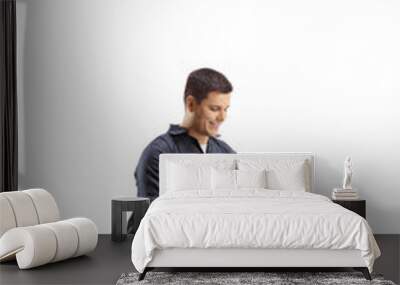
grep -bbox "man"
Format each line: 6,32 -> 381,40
128,68 -> 235,233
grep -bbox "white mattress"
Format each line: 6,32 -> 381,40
131,190 -> 380,273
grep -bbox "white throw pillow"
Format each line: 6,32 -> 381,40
237,159 -> 309,191
166,162 -> 212,192
212,168 -> 237,190
267,166 -> 306,191
236,169 -> 268,189
211,169 -> 268,190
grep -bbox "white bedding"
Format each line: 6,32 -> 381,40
131,190 -> 380,273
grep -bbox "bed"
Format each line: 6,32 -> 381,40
131,153 -> 381,280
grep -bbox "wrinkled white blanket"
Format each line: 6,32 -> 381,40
131,190 -> 380,273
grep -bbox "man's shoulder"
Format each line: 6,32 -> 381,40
211,136 -> 236,153
144,132 -> 175,154
136,133 -> 175,169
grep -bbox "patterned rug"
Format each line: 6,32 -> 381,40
116,271 -> 396,285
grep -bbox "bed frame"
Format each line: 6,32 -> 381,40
139,153 -> 371,280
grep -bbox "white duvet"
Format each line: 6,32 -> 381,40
131,190 -> 380,273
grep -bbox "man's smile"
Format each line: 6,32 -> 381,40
209,121 -> 220,130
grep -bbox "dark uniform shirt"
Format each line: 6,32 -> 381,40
135,124 -> 236,199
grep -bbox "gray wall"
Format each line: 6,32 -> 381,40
17,0 -> 400,234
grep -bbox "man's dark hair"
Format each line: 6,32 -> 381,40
184,68 -> 233,104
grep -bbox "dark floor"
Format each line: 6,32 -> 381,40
0,235 -> 133,285
0,234 -> 399,285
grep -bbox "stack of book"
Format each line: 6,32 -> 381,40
332,188 -> 359,200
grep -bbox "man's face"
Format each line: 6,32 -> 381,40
190,91 -> 231,137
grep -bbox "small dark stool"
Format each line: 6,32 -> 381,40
111,197 -> 150,242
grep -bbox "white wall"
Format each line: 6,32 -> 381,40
17,0 -> 400,233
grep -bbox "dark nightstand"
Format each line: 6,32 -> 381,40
111,197 -> 150,242
332,199 -> 366,219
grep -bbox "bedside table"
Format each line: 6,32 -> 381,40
332,199 -> 366,219
111,197 -> 150,242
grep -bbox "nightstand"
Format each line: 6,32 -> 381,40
111,197 -> 150,242
332,199 -> 366,219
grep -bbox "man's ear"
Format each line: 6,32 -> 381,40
185,95 -> 196,113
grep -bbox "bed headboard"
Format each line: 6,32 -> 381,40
159,152 -> 315,195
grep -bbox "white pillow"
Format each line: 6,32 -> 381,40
267,166 -> 306,191
236,169 -> 268,189
211,169 -> 268,190
237,159 -> 310,191
166,162 -> 212,192
212,168 -> 237,190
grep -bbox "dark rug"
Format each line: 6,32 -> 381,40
116,271 -> 396,285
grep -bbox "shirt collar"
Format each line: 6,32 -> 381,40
167,124 -> 188,135
167,124 -> 221,138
